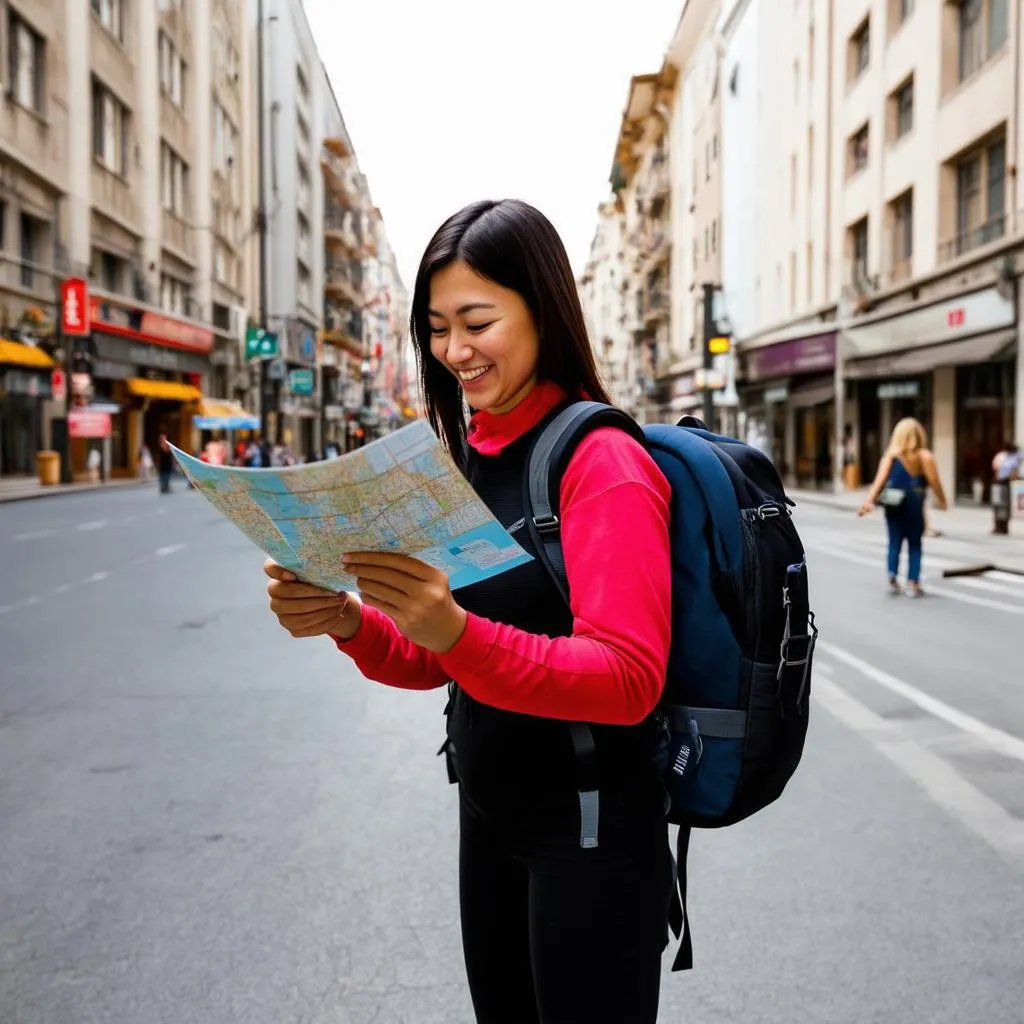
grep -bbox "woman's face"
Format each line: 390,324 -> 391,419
427,260 -> 540,415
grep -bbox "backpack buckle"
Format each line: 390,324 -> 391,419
532,513 -> 561,535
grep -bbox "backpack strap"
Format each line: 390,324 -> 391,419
523,400 -> 645,850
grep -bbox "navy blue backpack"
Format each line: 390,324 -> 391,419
523,400 -> 818,970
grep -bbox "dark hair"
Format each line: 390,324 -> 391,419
410,199 -> 611,456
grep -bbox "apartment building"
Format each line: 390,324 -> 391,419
578,198 -> 634,411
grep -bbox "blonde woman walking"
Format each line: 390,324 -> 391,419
858,417 -> 948,596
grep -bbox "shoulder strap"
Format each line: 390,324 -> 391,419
523,400 -> 644,606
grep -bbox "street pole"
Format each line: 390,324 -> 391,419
256,0 -> 270,441
701,282 -> 715,429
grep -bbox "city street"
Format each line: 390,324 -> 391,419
2,484 -> 1024,1024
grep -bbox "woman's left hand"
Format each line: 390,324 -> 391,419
343,552 -> 467,653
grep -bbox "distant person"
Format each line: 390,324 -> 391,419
993,442 -> 1021,483
858,417 -> 948,597
157,433 -> 174,494
263,199 -> 675,1021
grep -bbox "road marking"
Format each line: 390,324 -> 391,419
51,583 -> 73,595
806,544 -> 1024,615
155,543 -> 186,557
819,639 -> 1024,765
12,529 -> 56,542
77,520 -> 106,532
990,570 -> 1024,585
814,674 -> 1024,864
957,577 -> 1024,598
83,571 -> 110,584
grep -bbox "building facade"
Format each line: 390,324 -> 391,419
587,0 -> 1024,506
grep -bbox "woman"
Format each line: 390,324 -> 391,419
264,199 -> 675,1022
858,417 -> 948,596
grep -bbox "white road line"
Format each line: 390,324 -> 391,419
813,674 -> 1024,864
83,571 -> 110,584
155,543 -> 186,557
818,639 -> 1024,765
77,520 -> 106,532
806,544 -> 1024,615
51,583 -> 73,595
957,577 -> 1024,598
12,529 -> 56,542
990,570 -> 1024,584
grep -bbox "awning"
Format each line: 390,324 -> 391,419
0,339 -> 56,369
125,378 -> 203,402
193,398 -> 260,430
844,329 -> 1016,379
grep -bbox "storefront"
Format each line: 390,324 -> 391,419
843,285 -> 1016,504
0,340 -> 56,477
738,329 -> 836,488
86,292 -> 215,475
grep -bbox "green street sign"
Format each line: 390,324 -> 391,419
288,368 -> 315,395
245,326 -> 278,359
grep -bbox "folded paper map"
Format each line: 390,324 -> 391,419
170,420 -> 532,592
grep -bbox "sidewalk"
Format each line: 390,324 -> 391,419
790,485 -> 1024,572
0,475 -> 148,504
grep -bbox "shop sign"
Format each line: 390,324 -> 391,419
877,381 -> 920,400
245,326 -> 279,359
68,409 -> 112,439
51,368 -> 66,403
745,332 -> 836,382
2,369 -> 52,398
288,368 -> 315,395
846,286 -> 1014,358
764,386 -> 790,404
92,334 -> 209,375
60,278 -> 91,336
90,293 -> 214,354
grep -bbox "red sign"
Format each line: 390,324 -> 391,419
89,293 -> 214,354
61,278 -> 91,336
51,368 -> 66,404
68,410 -> 111,439
947,307 -> 966,328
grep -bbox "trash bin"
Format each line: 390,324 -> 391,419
36,450 -> 60,486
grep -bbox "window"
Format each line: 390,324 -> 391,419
789,251 -> 797,310
900,0 -> 915,21
296,64 -> 309,102
790,152 -> 797,211
298,264 -> 311,308
711,219 -> 717,254
954,136 -> 1005,254
808,125 -> 814,186
890,190 -> 913,277
92,80 -> 130,175
9,14 -> 45,114
793,60 -> 800,102
160,142 -> 188,216
19,213 -> 42,289
894,77 -> 914,139
160,273 -> 191,315
848,123 -> 869,176
808,23 -> 814,80
849,217 -> 869,283
212,101 -> 238,176
297,113 -> 310,149
850,18 -> 870,81
91,0 -> 124,42
297,211 -> 311,264
989,0 -> 1008,53
297,158 -> 311,209
806,242 -> 813,305
956,0 -> 1008,83
158,32 -> 186,107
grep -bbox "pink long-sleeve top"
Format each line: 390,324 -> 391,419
333,380 -> 673,726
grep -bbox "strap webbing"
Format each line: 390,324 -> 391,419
664,705 -> 747,740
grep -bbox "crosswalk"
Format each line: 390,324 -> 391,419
801,527 -> 1024,615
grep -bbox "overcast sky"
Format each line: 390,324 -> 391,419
303,0 -> 680,291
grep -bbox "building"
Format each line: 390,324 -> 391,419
578,199 -> 633,410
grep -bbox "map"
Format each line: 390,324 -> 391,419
169,420 -> 532,592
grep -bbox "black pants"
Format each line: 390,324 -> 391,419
457,782 -> 674,1024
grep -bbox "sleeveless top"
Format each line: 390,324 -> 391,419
886,456 -> 927,520
445,407 -> 663,818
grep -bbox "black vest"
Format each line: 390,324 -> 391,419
446,412 -> 662,815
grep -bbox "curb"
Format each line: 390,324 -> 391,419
0,479 -> 150,505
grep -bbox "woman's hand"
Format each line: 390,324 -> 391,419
264,559 -> 361,640
342,552 -> 467,654
857,500 -> 874,517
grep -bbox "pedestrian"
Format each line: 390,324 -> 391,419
264,199 -> 675,1022
858,417 -> 948,597
992,441 -> 1021,483
157,432 -> 174,494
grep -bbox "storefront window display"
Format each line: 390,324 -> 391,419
857,377 -> 932,486
795,400 -> 834,490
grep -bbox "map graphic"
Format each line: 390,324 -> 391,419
169,420 -> 532,592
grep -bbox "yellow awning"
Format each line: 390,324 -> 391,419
200,398 -> 240,418
0,339 -> 55,369
126,378 -> 203,402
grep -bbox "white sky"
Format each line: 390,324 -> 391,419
304,0 -> 681,291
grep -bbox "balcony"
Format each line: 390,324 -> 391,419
937,215 -> 1007,264
325,260 -> 361,305
325,210 -> 360,254
643,289 -> 669,326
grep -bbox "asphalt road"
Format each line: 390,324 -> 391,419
2,482 -> 1023,1023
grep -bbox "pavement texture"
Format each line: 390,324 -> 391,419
2,483 -> 1023,1023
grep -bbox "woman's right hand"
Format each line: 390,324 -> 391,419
264,559 -> 362,640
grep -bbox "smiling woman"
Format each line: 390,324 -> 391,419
264,199 -> 675,1023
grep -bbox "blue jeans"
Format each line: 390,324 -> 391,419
886,512 -> 923,583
